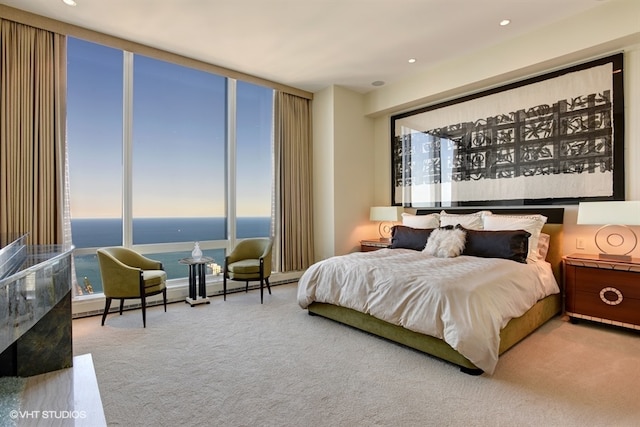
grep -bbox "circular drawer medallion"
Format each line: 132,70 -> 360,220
599,287 -> 623,306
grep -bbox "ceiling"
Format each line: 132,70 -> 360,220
0,0 -> 611,93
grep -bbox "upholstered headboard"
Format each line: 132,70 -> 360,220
414,207 -> 564,283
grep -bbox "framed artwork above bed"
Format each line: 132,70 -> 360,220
391,53 -> 625,208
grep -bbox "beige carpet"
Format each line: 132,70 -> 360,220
72,282 -> 640,427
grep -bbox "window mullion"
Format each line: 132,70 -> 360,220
122,51 -> 134,247
227,79 -> 237,248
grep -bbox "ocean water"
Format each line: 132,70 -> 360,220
71,217 -> 270,248
71,217 -> 270,295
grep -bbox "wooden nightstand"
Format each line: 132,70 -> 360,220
563,254 -> 640,330
360,239 -> 391,252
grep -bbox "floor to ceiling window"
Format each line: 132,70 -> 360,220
67,38 -> 123,295
67,37 -> 274,296
236,80 -> 274,238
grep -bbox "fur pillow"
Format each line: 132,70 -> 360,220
423,227 -> 467,258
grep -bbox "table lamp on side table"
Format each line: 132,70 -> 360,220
370,206 -> 403,242
577,201 -> 640,262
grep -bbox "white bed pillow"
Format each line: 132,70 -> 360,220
482,214 -> 547,261
536,232 -> 551,261
402,212 -> 439,229
423,227 -> 466,258
439,210 -> 491,230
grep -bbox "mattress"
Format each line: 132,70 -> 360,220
298,249 -> 559,374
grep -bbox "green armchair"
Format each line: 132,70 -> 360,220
223,238 -> 273,304
97,247 -> 167,327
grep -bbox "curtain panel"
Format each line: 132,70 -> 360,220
0,19 -> 66,246
274,91 -> 314,271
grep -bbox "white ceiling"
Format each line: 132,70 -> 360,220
0,0 -> 611,93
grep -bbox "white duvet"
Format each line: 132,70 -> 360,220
297,249 -> 559,374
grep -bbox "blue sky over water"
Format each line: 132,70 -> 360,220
67,37 -> 273,219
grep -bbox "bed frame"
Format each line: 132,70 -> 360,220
308,207 -> 564,375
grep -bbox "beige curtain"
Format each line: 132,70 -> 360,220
0,19 -> 66,246
274,91 -> 314,271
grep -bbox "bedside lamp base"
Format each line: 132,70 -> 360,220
593,225 -> 637,263
598,253 -> 632,262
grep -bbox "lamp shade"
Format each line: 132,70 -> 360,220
369,206 -> 403,222
577,201 -> 640,225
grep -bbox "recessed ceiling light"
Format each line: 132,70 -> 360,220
62,0 -> 77,6
500,19 -> 511,26
408,58 -> 417,64
371,81 -> 385,87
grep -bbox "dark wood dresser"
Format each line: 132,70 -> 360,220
563,254 -> 640,330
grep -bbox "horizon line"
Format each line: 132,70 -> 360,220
71,216 -> 272,220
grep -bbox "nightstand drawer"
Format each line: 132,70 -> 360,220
564,258 -> 640,329
571,290 -> 640,326
574,267 -> 640,299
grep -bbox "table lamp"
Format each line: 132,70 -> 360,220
370,206 -> 403,241
576,201 -> 640,261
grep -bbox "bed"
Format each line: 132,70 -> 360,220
298,208 -> 564,375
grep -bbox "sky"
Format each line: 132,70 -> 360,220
66,37 -> 273,219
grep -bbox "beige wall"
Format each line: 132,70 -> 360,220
333,87 -> 375,255
312,86 -> 374,261
315,0 -> 640,259
311,88 -> 336,261
364,0 -> 640,117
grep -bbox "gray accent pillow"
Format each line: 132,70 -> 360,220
390,225 -> 434,251
461,226 -> 531,264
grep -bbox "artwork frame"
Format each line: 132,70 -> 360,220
390,53 -> 625,208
